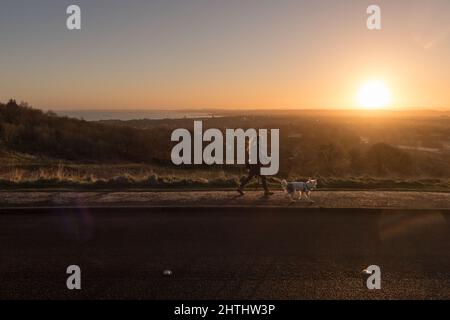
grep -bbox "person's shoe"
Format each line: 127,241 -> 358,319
237,188 -> 244,196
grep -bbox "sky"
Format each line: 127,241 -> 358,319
0,0 -> 449,110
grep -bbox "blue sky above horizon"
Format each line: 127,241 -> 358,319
0,0 -> 449,110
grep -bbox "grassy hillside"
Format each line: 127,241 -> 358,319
0,99 -> 169,163
1,99 -> 449,190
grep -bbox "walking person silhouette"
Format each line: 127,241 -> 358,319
236,137 -> 273,197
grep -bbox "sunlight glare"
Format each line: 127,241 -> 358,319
357,80 -> 392,109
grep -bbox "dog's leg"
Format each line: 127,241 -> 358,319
307,191 -> 315,203
289,193 -> 296,203
284,191 -> 292,200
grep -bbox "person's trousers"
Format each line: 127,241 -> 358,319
240,172 -> 269,192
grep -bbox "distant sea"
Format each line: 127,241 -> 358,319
55,110 -> 215,121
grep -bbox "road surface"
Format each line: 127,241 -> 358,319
0,206 -> 449,299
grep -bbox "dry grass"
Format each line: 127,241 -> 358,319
0,163 -> 241,188
0,162 -> 449,191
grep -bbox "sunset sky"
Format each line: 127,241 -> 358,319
0,0 -> 449,110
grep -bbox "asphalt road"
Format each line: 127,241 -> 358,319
0,207 -> 449,299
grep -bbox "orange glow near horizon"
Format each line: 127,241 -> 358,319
357,80 -> 392,110
0,1 -> 449,111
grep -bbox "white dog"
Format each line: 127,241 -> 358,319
281,179 -> 318,203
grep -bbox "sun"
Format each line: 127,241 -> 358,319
357,80 -> 392,109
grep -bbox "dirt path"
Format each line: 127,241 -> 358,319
0,190 -> 449,209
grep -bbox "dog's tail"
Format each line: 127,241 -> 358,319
281,179 -> 288,191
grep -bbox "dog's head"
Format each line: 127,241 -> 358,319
281,179 -> 288,191
306,179 -> 318,190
